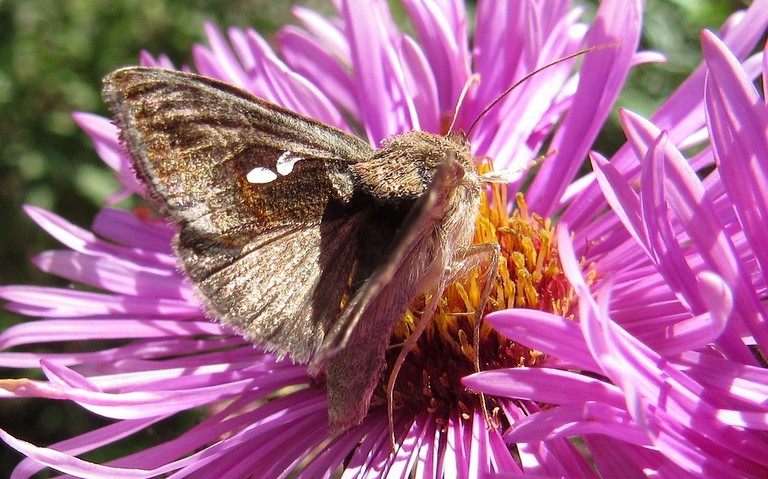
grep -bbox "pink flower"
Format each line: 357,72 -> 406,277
2,1 -> 768,477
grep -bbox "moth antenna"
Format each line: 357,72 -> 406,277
446,73 -> 481,134
466,44 -> 615,139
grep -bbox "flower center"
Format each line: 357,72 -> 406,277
372,160 -> 575,426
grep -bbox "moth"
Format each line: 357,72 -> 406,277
102,67 -> 488,431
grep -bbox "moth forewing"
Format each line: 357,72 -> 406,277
102,67 -> 377,366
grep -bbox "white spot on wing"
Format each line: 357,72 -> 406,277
276,150 -> 305,176
246,167 -> 278,184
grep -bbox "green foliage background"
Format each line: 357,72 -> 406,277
0,0 -> 746,476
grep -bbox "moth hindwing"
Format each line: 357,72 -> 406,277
102,67 -> 481,429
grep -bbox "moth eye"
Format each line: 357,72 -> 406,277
275,150 -> 304,176
246,166 -> 278,184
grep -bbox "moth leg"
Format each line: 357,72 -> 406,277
387,283 -> 445,451
435,242 -> 500,428
386,242 -> 500,448
462,242 -> 500,429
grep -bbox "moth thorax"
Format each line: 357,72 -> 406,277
352,131 -> 474,203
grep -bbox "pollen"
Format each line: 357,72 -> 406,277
373,159 -> 576,426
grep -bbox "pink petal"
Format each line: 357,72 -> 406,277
528,0 -> 643,216
342,0 -> 415,142
24,206 -> 176,268
72,112 -> 143,194
483,308 -> 599,372
402,0 -> 469,112
0,286 -> 200,318
464,367 -> 625,409
704,30 -> 768,292
0,428 -> 154,479
194,21 -> 250,89
31,250 -> 192,300
278,26 -> 359,118
92,207 -> 175,254
0,320 -> 222,350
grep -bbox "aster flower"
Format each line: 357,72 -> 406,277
2,1 -> 768,479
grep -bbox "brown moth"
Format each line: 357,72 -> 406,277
102,67 -> 483,430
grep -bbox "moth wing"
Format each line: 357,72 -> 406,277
318,156 -> 466,428
102,67 -> 375,362
326,158 -> 464,351
174,209 -> 373,362
102,67 -> 371,232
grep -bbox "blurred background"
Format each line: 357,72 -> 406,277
0,0 -> 746,476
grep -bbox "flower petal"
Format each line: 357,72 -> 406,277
278,26 -> 359,118
0,428 -> 154,479
529,0 -> 643,216
341,0 -> 416,141
72,112 -> 143,193
704,29 -> 768,294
